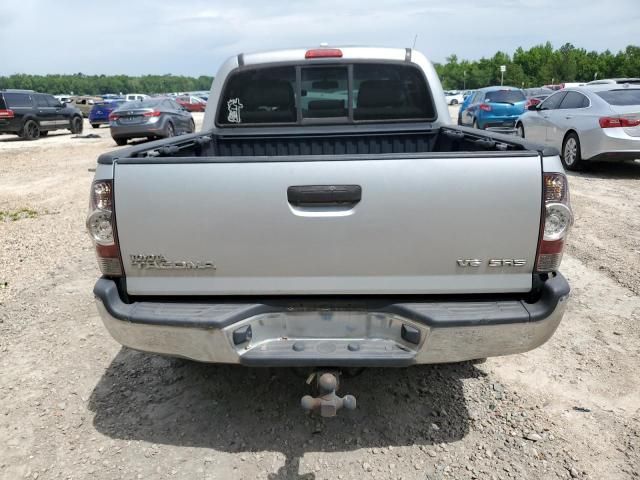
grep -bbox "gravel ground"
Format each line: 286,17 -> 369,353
0,110 -> 638,480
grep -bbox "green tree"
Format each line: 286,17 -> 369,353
1,43 -> 638,94
0,73 -> 214,95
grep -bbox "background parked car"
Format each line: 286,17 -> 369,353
54,95 -> 73,104
109,97 -> 195,146
516,85 -> 640,170
524,87 -> 553,97
525,94 -> 552,109
457,92 -> 474,124
176,95 -> 207,112
444,90 -> 464,105
124,93 -> 149,102
561,82 -> 586,88
525,87 -> 554,109
89,99 -> 125,128
184,90 -> 209,101
0,89 -> 83,140
586,78 -> 640,85
72,96 -> 102,117
458,86 -> 527,131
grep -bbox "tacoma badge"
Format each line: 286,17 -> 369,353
130,254 -> 216,270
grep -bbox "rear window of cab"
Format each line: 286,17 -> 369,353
216,63 -> 435,126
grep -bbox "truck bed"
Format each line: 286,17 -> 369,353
97,126 -> 552,297
98,125 -> 556,164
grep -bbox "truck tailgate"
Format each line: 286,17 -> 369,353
114,154 -> 542,296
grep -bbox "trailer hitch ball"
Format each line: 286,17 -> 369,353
301,372 -> 357,417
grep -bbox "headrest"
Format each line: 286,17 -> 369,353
357,80 -> 405,108
308,100 -> 345,110
242,80 -> 294,109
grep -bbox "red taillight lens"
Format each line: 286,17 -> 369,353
305,48 -> 343,59
143,110 -> 161,117
535,173 -> 573,273
599,116 -> 640,128
479,103 -> 492,112
0,109 -> 15,118
87,180 -> 123,276
108,113 -> 119,121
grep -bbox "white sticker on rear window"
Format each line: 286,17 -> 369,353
227,98 -> 243,123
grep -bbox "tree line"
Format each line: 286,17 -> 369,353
1,43 -> 638,94
435,43 -> 639,90
0,74 -> 214,95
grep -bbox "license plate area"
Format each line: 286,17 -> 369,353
224,310 -> 428,360
120,116 -> 142,124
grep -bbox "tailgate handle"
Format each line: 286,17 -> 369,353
287,185 -> 361,207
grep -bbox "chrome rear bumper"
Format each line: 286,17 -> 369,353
94,274 -> 569,366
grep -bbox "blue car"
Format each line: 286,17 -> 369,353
458,92 -> 475,123
89,99 -> 125,128
457,86 -> 526,132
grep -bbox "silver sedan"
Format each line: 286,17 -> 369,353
516,85 -> 640,170
109,98 -> 195,146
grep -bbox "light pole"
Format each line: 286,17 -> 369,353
463,70 -> 466,90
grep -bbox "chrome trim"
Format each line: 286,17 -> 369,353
96,300 -> 238,363
415,295 -> 567,363
223,310 -> 426,360
95,293 -> 568,365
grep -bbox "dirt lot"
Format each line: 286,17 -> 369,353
1,110 -> 639,480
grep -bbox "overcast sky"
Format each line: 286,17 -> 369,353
1,0 -> 638,76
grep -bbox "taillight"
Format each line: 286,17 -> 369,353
0,109 -> 15,119
143,110 -> 161,117
479,104 -> 492,112
86,180 -> 123,276
599,116 -> 640,128
305,48 -> 343,59
108,113 -> 119,121
535,173 -> 574,273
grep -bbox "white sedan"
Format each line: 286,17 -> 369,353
444,91 -> 464,105
516,85 -> 640,170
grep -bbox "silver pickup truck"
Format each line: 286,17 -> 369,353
88,47 -> 573,415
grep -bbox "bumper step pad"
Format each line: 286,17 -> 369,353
240,339 -> 415,367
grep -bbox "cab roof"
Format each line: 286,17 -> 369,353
239,46 -> 412,66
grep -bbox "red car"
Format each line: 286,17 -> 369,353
176,96 -> 206,112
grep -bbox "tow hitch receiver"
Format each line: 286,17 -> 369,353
301,372 -> 356,417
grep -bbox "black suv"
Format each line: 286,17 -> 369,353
0,89 -> 84,140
